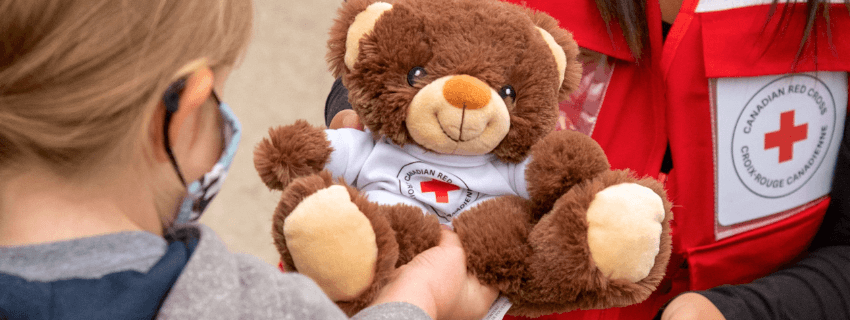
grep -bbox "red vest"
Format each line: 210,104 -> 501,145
504,0 -> 850,319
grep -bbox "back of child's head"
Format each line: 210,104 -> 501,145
0,0 -> 253,176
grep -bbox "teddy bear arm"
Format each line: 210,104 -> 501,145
254,120 -> 333,190
253,120 -> 378,191
524,130 -> 610,217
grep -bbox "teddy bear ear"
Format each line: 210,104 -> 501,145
327,0 -> 394,78
526,9 -> 582,101
536,27 -> 568,88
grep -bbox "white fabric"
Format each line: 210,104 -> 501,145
325,129 -> 530,225
481,296 -> 512,320
713,72 -> 847,234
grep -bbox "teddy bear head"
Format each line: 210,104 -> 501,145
328,0 -> 582,163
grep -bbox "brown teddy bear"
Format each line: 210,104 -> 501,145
253,0 -> 672,317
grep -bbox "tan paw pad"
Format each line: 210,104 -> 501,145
586,183 -> 664,282
283,185 -> 377,301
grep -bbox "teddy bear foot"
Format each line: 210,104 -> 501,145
282,184 -> 378,301
586,182 -> 665,282
515,170 -> 671,315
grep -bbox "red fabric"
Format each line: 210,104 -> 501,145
509,0 -> 635,61
501,0 -> 847,319
506,0 -> 667,178
663,1 -> 845,293
687,199 -> 828,290
700,4 -> 850,78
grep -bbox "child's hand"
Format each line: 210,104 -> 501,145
329,109 -> 363,130
372,228 -> 500,320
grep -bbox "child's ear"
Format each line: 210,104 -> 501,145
327,0 -> 394,78
168,67 -> 214,144
150,66 -> 215,162
525,9 -> 583,102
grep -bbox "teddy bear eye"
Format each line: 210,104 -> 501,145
407,67 -> 427,86
499,85 -> 516,100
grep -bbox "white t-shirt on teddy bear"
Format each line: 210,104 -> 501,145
324,129 -> 531,225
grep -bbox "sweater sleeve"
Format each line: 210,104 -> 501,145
353,302 -> 433,320
696,121 -> 850,319
272,272 -> 432,320
492,156 -> 532,199
511,157 -> 532,199
698,246 -> 850,319
324,128 -> 376,185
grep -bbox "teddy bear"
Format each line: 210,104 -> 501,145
253,0 -> 672,317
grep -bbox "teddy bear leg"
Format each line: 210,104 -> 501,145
334,201 -> 437,315
382,205 -> 442,266
511,170 -> 672,316
453,195 -> 535,295
272,171 -> 402,316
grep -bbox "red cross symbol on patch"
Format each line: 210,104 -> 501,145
420,179 -> 460,203
764,110 -> 808,163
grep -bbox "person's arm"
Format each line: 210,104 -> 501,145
696,246 -> 850,319
663,121 -> 850,320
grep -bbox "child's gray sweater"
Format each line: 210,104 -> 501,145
0,223 -> 430,320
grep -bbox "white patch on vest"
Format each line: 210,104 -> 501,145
714,72 -> 847,236
696,0 -> 846,13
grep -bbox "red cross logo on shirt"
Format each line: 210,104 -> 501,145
420,179 -> 460,203
764,110 -> 808,163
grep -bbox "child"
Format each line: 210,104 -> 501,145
0,1 -> 496,319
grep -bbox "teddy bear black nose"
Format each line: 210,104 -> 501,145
443,75 -> 491,110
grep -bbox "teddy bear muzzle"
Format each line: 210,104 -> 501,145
406,74 -> 511,155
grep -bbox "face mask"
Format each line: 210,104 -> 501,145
162,79 -> 242,225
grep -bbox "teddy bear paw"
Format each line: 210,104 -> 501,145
586,183 -> 665,283
282,185 -> 378,301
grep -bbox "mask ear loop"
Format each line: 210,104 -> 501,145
162,78 -> 188,187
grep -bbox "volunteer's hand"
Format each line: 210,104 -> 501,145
372,228 -> 500,320
661,293 -> 726,320
329,109 -> 363,130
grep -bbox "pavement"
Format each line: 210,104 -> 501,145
199,0 -> 342,265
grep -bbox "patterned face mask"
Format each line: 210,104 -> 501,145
161,78 -> 242,225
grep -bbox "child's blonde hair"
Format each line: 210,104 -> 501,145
0,0 -> 253,174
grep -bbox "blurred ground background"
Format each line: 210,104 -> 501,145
199,0 -> 340,265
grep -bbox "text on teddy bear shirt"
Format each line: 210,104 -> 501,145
324,129 -> 530,225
